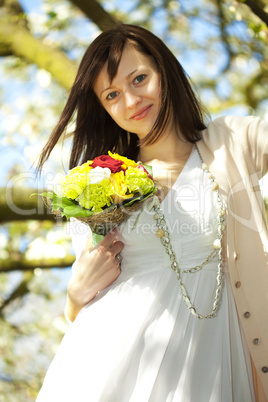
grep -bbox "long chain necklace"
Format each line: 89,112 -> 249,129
151,144 -> 226,319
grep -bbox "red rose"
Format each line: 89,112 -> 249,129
90,155 -> 124,173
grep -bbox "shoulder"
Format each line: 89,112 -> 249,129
206,114 -> 265,134
200,114 -> 268,177
202,114 -> 267,147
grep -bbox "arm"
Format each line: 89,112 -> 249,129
207,115 -> 268,178
222,115 -> 268,178
66,228 -> 124,322
244,116 -> 268,178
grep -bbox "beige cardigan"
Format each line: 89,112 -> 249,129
197,115 -> 268,401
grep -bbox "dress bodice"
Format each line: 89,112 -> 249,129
119,147 -> 221,280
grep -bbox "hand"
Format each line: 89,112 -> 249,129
66,228 -> 124,321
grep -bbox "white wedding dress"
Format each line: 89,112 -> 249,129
37,148 -> 255,402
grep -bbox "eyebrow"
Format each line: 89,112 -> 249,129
100,69 -> 138,96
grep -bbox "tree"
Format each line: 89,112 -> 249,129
0,0 -> 267,399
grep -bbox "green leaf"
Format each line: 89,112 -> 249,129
123,188 -> 157,207
92,232 -> 105,247
140,163 -> 153,177
48,11 -> 57,19
62,205 -> 94,219
31,191 -> 54,200
31,191 -> 93,219
52,193 -> 76,209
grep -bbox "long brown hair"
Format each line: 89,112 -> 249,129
37,24 -> 207,171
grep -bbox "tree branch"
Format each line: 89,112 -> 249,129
0,256 -> 75,272
244,65 -> 268,108
0,0 -> 119,84
0,187 -> 59,222
239,0 -> 268,26
0,18 -> 77,89
70,0 -> 119,30
0,0 -> 25,16
215,0 -> 235,71
0,271 -> 33,314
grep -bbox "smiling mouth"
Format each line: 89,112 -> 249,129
130,105 -> 152,120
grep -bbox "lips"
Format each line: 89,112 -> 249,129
130,105 -> 152,120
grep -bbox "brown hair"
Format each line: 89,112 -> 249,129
38,24 -> 207,171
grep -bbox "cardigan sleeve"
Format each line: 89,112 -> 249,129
241,115 -> 268,178
213,115 -> 268,179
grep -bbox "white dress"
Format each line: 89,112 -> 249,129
37,148 -> 255,402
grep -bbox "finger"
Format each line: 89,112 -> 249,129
110,240 -> 124,256
99,228 -> 120,247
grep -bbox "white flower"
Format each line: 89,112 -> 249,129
88,167 -> 111,184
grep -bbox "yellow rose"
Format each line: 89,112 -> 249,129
110,171 -> 134,204
108,151 -> 138,169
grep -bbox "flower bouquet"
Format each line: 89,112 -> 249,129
35,152 -> 157,245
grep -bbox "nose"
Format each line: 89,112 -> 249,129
124,90 -> 142,109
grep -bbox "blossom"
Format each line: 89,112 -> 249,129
108,151 -> 138,169
110,171 -> 127,196
125,167 -> 155,195
77,180 -> 114,212
68,162 -> 93,175
62,162 -> 92,199
88,166 -> 111,184
110,171 -> 134,204
37,152 -> 156,219
90,155 -> 124,173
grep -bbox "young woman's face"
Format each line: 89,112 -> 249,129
94,43 -> 161,139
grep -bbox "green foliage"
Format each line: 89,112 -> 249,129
0,269 -> 69,400
34,191 -> 94,218
0,220 -> 74,271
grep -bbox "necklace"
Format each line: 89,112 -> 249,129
151,144 -> 226,319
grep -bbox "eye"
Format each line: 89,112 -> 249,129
133,74 -> 146,84
106,91 -> 119,101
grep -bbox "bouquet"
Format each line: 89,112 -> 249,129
36,152 -> 157,245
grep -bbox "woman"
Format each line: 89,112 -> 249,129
37,24 -> 268,401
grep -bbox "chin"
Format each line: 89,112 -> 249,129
136,125 -> 155,139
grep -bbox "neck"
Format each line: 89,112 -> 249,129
139,128 -> 193,165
